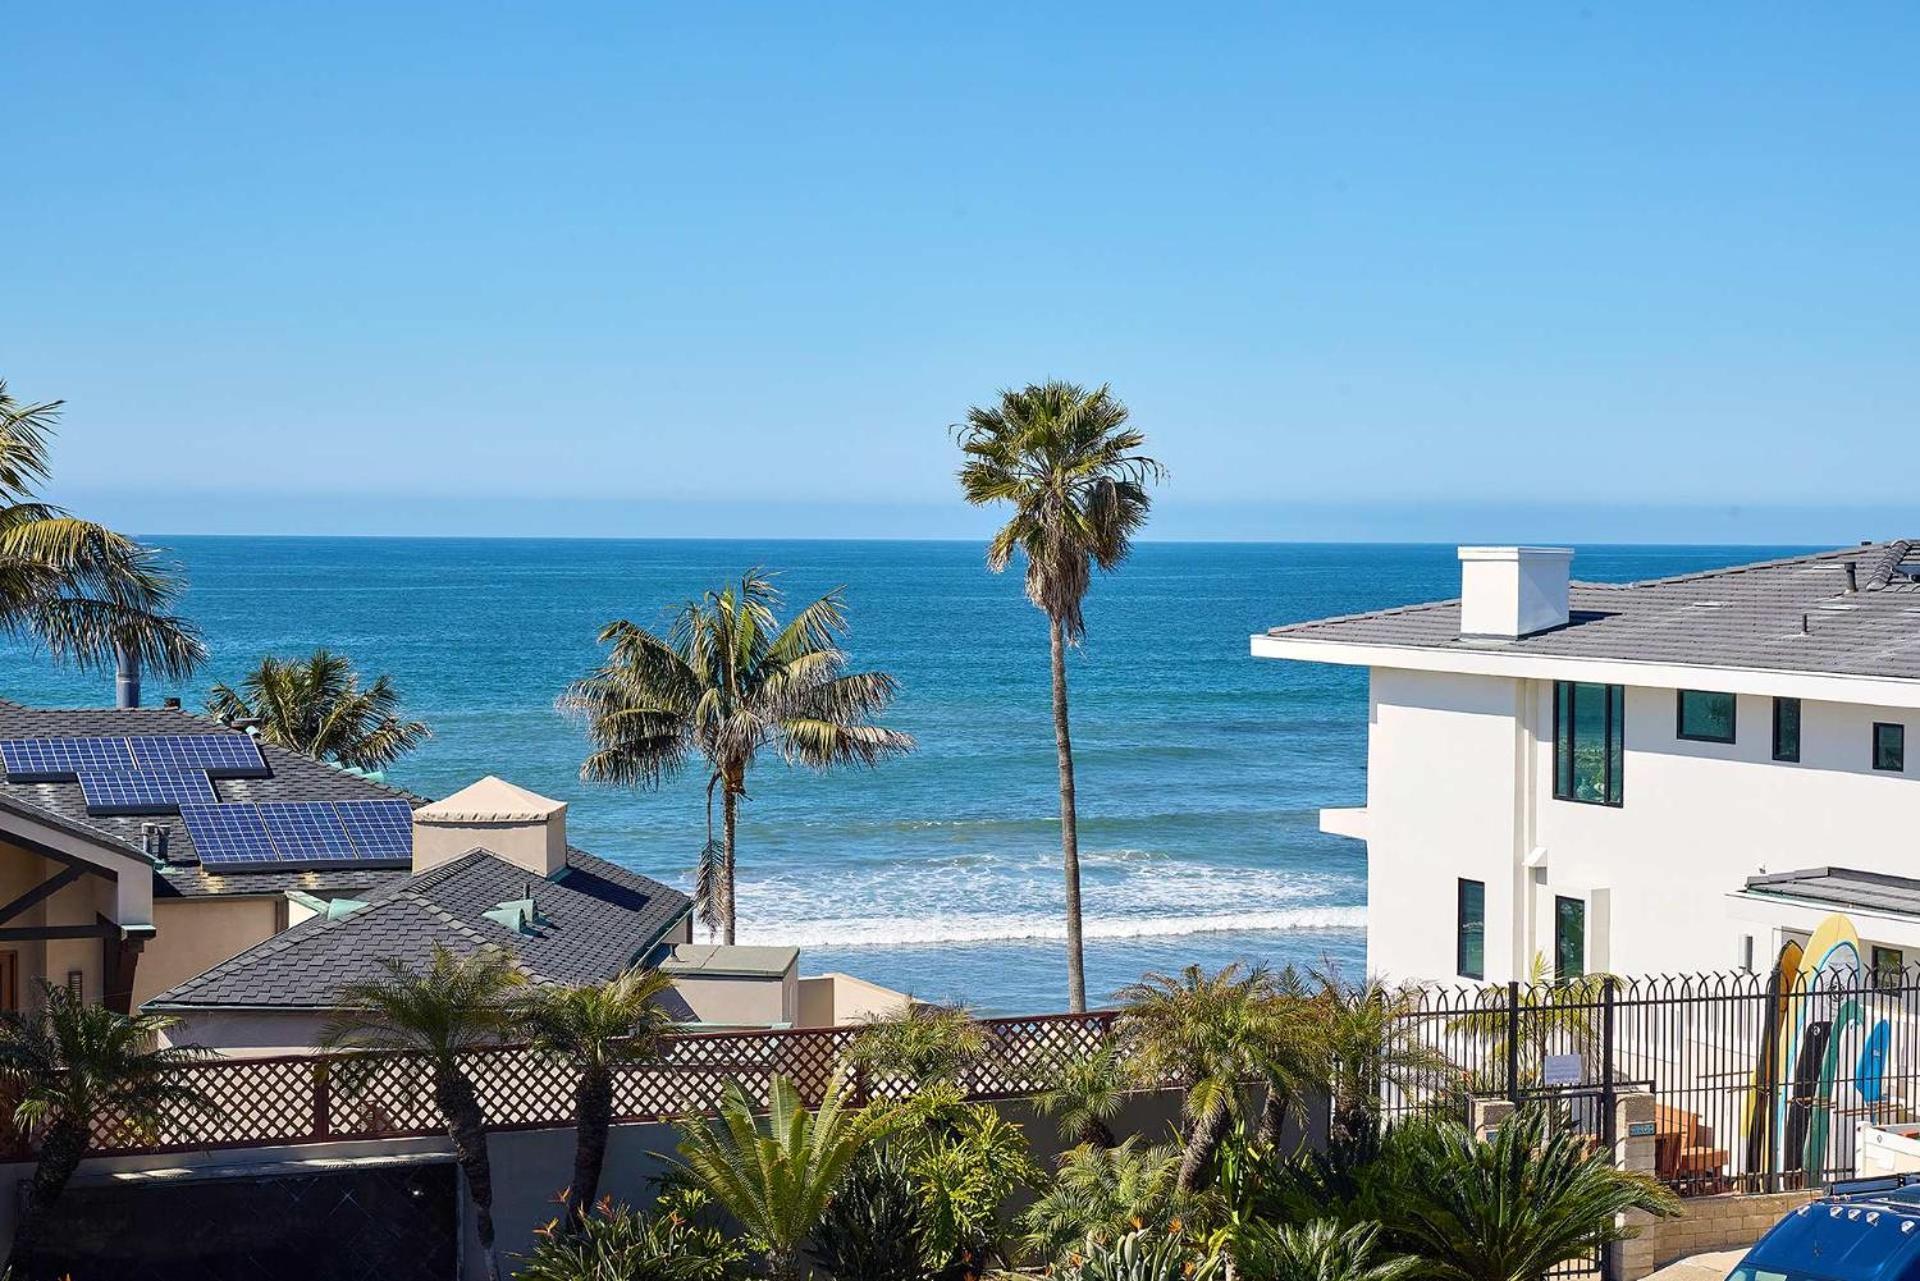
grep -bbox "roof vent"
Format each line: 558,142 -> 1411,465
481,895 -> 548,936
411,776 -> 568,878
1844,561 -> 1859,593
140,822 -> 170,862
1457,547 -> 1573,640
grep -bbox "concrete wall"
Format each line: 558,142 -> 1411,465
1362,669 -> 1920,983
136,896 -> 285,1008
796,972 -> 913,1027
157,1007 -> 334,1055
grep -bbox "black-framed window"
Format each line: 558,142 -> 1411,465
1873,945 -> 1905,992
1553,682 -> 1624,805
1554,896 -> 1586,982
1772,698 -> 1802,763
1676,690 -> 1736,743
1875,722 -> 1906,772
1456,879 -> 1485,980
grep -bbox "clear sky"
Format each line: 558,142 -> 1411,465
4,5 -> 1916,541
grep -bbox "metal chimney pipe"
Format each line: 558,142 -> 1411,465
1843,561 -> 1859,594
114,645 -> 140,710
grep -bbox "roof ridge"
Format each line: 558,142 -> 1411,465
1620,544 -> 1884,589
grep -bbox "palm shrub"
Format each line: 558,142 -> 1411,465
0,985 -> 216,1275
1376,1106 -> 1677,1281
1308,968 -> 1451,1151
322,946 -> 525,1281
1230,1220 -> 1417,1281
560,571 -> 912,943
675,1074 -> 871,1281
807,1143 -> 936,1281
207,647 -> 430,769
522,968 -> 677,1225
954,380 -> 1163,1012
845,1003 -> 987,1091
1034,1042 -> 1126,1148
1021,1137 -> 1196,1266
1066,1228 -> 1223,1281
517,1187 -> 745,1281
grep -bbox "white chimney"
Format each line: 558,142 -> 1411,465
1458,546 -> 1572,639
411,776 -> 568,878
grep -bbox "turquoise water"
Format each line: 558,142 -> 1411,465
0,539 -> 1804,1014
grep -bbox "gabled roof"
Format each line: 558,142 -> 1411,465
1262,542 -> 1920,682
146,847 -> 690,1010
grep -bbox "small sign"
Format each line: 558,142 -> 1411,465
1543,1053 -> 1584,1086
1629,1121 -> 1657,1138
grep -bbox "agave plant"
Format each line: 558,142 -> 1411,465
1067,1228 -> 1224,1281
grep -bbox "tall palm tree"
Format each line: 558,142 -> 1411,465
675,1074 -> 872,1281
560,571 -> 911,943
321,946 -> 525,1281
0,984 -> 216,1276
0,380 -> 204,683
955,380 -> 1163,1011
521,968 -> 676,1225
207,647 -> 430,770
1116,963 -> 1282,1192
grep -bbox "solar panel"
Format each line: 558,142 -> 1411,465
258,801 -> 352,862
1,737 -> 137,781
128,734 -> 268,778
77,768 -> 217,815
335,799 -> 414,861
180,803 -> 277,866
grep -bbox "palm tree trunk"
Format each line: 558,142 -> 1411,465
8,1115 -> 88,1277
1176,1101 -> 1230,1193
1050,616 -> 1086,1013
566,1065 -> 614,1227
722,787 -> 739,946
437,1071 -> 501,1281
1257,1081 -> 1291,1149
1080,1116 -> 1117,1149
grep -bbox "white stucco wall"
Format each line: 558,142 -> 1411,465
1360,668 -> 1920,984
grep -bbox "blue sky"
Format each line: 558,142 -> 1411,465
4,5 -> 1916,541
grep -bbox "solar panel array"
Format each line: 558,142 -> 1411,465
182,799 -> 416,869
2,737 -> 138,780
77,769 -> 218,815
126,734 -> 268,778
0,732 -> 271,815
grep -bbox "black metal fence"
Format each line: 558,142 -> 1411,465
1385,966 -> 1920,1196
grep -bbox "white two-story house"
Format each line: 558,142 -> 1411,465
1253,541 -> 1920,986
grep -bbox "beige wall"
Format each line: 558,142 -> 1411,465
158,1007 -> 332,1056
1617,1190 -> 1813,1280
0,839 -> 126,1009
670,971 -> 794,1027
135,897 -> 285,1009
796,972 -> 912,1027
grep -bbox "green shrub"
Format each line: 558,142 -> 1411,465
808,1144 -> 936,1281
1229,1219 -> 1416,1281
514,1187 -> 744,1281
1065,1228 -> 1222,1281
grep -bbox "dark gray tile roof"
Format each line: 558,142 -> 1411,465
0,700 -> 418,898
1265,542 -> 1920,681
146,847 -> 691,1009
1745,867 -> 1920,918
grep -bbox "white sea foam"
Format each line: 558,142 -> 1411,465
738,904 -> 1367,950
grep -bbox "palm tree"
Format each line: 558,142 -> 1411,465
0,380 -> 204,683
207,648 -> 430,770
955,380 -> 1163,1011
1116,963 -> 1282,1192
845,1002 -> 988,1091
521,968 -> 676,1226
0,984 -> 216,1276
674,1074 -> 871,1281
1230,1219 -> 1418,1281
1379,1106 -> 1677,1281
321,946 -> 525,1281
1308,969 -> 1452,1152
1034,1042 -> 1126,1148
560,571 -> 911,943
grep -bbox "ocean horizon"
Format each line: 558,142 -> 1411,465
0,537 -> 1814,1014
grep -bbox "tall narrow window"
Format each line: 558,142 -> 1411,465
1457,879 -> 1486,980
1875,722 -> 1906,772
1676,690 -> 1736,743
1554,896 -> 1586,982
1772,698 -> 1802,763
1553,682 -> 1625,805
1872,945 -> 1905,992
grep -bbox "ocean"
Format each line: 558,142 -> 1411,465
0,539 -> 1806,1014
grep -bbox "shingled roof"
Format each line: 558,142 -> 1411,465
146,847 -> 689,1010
1264,542 -> 1920,681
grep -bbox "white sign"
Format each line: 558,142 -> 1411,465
1542,1053 -> 1584,1086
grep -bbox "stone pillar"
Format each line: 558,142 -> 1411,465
1469,1096 -> 1515,1142
1610,1088 -> 1660,1281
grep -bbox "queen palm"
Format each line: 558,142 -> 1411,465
560,571 -> 911,943
955,381 -> 1162,1011
207,647 -> 430,770
322,946 -> 525,1281
0,380 -> 204,683
0,985 -> 216,1276
522,968 -> 676,1226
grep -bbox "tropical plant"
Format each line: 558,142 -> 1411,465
1035,1042 -> 1127,1148
522,968 -> 677,1225
0,985 -> 217,1276
517,1187 -> 745,1281
560,571 -> 911,943
807,1143 -> 936,1281
954,380 -> 1162,1012
894,1100 -> 1035,1275
1115,963 -> 1285,1191
1307,968 -> 1452,1151
674,1074 -> 872,1281
1375,1106 -> 1677,1281
1066,1228 -> 1224,1281
0,380 -> 204,683
321,945 -> 525,1281
1022,1137 -> 1193,1265
1230,1219 -> 1417,1281
1447,953 -> 1609,1081
845,1003 -> 987,1090
206,647 -> 430,770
